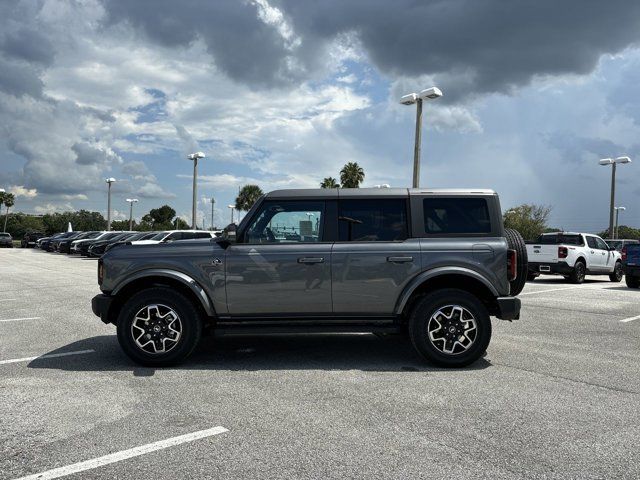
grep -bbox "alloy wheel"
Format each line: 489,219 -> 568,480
131,304 -> 182,354
427,305 -> 478,355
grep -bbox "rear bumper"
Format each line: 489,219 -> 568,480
528,261 -> 573,275
91,294 -> 113,324
495,296 -> 520,320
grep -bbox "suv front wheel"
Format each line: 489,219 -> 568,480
116,287 -> 202,367
408,289 -> 491,368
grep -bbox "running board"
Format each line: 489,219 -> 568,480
214,322 -> 401,336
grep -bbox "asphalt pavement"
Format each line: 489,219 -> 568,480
0,248 -> 638,479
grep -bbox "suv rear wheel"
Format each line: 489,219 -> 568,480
609,261 -> 623,282
408,289 -> 491,368
569,260 -> 586,284
626,275 -> 640,288
116,287 -> 202,367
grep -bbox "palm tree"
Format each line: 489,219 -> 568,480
320,177 -> 340,189
3,192 -> 14,233
340,162 -> 365,188
235,184 -> 264,211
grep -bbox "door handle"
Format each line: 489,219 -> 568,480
387,256 -> 413,263
590,250 -> 595,254
298,257 -> 324,264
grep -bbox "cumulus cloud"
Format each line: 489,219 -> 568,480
8,185 -> 38,199
137,182 -> 176,199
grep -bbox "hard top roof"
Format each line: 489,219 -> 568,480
265,188 -> 496,199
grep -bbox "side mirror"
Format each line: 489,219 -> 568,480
609,246 -> 617,251
223,223 -> 237,243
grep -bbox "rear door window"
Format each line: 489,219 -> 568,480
338,199 -> 408,242
423,198 -> 491,235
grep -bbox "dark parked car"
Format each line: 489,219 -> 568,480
93,188 -> 525,368
623,243 -> 640,288
38,232 -> 67,251
104,232 -> 158,253
59,231 -> 101,253
0,233 -> 13,248
606,238 -> 639,252
79,232 -> 131,256
51,232 -> 85,252
21,231 -> 45,248
88,232 -> 138,257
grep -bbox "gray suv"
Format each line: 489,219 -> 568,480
92,188 -> 526,368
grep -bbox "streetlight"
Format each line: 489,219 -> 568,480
599,156 -> 631,239
614,206 -> 626,240
187,152 -> 205,230
400,86 -> 443,188
228,204 -> 235,224
125,198 -> 138,231
210,197 -> 215,230
105,178 -> 116,231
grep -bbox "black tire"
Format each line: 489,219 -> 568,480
609,261 -> 623,282
408,288 -> 491,368
116,287 -> 203,367
569,260 -> 586,284
625,275 -> 640,289
504,228 -> 528,295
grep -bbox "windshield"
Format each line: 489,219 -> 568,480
607,240 -> 622,250
0,233 -> 10,238
536,234 -> 583,246
150,231 -> 170,241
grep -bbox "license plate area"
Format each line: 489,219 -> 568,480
539,265 -> 551,272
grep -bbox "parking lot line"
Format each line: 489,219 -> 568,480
0,317 -> 41,323
520,284 -> 616,296
620,315 -> 640,323
0,298 -> 17,302
12,426 -> 229,480
0,349 -> 94,365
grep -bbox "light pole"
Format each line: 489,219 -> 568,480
211,198 -> 215,230
0,188 -> 5,233
614,206 -> 626,240
400,86 -> 443,188
125,198 -> 138,231
187,152 -> 205,230
228,204 -> 235,224
599,156 -> 631,239
105,178 -> 116,231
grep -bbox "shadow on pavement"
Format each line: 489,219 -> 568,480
27,333 -> 491,375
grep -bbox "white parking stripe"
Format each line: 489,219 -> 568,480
520,284 -> 617,296
0,298 -> 17,302
0,349 -> 94,365
620,315 -> 640,323
520,286 -> 587,296
12,426 -> 229,480
0,317 -> 41,323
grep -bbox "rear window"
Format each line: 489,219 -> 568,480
338,199 -> 408,242
423,198 -> 491,235
536,234 -> 583,246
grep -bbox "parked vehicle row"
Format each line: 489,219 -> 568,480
31,229 -> 219,258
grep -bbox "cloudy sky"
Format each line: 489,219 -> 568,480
1,0 -> 640,231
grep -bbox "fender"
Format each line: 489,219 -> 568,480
112,269 -> 215,317
394,266 -> 499,315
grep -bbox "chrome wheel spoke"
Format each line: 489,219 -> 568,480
427,305 -> 478,356
131,304 -> 182,355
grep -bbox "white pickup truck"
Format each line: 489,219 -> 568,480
526,232 -> 623,284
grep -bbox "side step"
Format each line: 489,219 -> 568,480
214,322 -> 401,336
